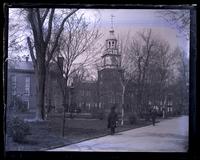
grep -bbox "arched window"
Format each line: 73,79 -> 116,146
108,41 -> 111,48
112,41 -> 115,47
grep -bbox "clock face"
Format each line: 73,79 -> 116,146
105,56 -> 112,65
104,56 -> 119,66
111,56 -> 118,65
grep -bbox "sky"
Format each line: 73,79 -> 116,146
78,9 -> 189,57
76,9 -> 190,79
8,8 -> 189,68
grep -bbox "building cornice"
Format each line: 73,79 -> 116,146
8,68 -> 35,74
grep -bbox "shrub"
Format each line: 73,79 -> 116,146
97,111 -> 105,120
10,117 -> 31,143
128,113 -> 138,125
15,97 -> 28,113
18,103 -> 28,113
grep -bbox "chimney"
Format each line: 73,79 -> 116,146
25,55 -> 29,62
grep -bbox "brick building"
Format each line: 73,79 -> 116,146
7,56 -> 36,112
7,28 -> 135,115
72,28 -> 125,114
7,56 -> 63,113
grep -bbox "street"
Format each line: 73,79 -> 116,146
48,116 -> 188,152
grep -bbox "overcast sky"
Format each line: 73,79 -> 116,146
79,9 -> 189,57
8,8 -> 189,80
8,8 -> 189,60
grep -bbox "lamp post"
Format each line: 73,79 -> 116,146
62,83 -> 74,137
69,83 -> 74,119
148,101 -> 152,121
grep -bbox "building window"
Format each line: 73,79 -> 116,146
87,90 -> 91,96
82,90 -> 85,96
11,75 -> 16,96
24,100 -> 29,109
99,102 -> 101,108
108,41 -> 111,48
25,77 -> 30,96
112,41 -> 115,47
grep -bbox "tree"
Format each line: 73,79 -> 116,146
52,13 -> 101,136
126,29 -> 158,117
125,29 -> 180,118
172,47 -> 189,114
26,8 -> 78,121
145,40 -> 180,118
157,10 -> 190,40
118,32 -> 134,125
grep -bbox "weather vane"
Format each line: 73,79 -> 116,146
111,14 -> 115,30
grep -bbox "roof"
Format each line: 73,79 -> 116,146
8,60 -> 34,71
106,30 -> 117,40
8,60 -> 59,72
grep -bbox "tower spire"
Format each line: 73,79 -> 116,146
110,14 -> 115,31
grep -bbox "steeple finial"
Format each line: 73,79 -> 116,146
110,14 -> 115,31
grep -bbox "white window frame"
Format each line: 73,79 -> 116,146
11,75 -> 16,96
99,102 -> 101,108
25,76 -> 30,96
24,100 -> 29,110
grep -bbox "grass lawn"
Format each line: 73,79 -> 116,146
5,113 -> 153,151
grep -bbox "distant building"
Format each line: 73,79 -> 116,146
97,28 -> 123,113
73,81 -> 98,112
72,28 -> 125,114
7,28 -> 135,115
7,56 -> 63,113
7,56 -> 36,112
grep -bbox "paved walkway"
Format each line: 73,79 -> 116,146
49,116 -> 188,152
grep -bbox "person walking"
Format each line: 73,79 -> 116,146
151,108 -> 157,126
107,105 -> 118,135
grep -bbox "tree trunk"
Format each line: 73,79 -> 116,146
121,85 -> 125,126
35,61 -> 46,121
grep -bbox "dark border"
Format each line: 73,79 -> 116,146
2,3 -> 198,160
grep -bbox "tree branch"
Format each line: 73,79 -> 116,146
49,9 -> 78,57
27,36 -> 37,67
41,9 -> 49,25
44,8 -> 55,49
36,8 -> 44,45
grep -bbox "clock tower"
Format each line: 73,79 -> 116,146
97,18 -> 123,114
102,28 -> 121,69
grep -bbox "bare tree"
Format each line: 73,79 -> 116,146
7,9 -> 31,67
117,32 -> 134,125
145,39 -> 180,118
156,10 -> 190,40
25,8 -> 78,121
125,29 -> 181,119
126,29 -> 158,117
172,47 -> 189,114
53,13 -> 102,136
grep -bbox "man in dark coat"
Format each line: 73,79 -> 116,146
151,108 -> 157,126
107,106 -> 118,135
